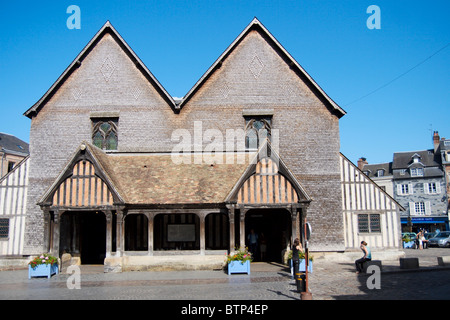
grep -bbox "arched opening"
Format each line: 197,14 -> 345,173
205,212 -> 229,250
245,208 -> 291,263
59,211 -> 106,264
125,214 -> 148,251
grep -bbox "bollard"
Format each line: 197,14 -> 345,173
295,272 -> 306,293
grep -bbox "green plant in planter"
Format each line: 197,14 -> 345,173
226,247 -> 253,264
29,253 -> 58,269
402,235 -> 411,242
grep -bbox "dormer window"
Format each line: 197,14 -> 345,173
377,169 -> 384,177
410,167 -> 423,177
412,153 -> 421,163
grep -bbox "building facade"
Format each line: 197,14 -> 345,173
0,133 -> 29,179
393,144 -> 448,233
341,154 -> 401,250
0,156 -> 30,256
437,132 -> 450,229
359,158 -> 394,198
15,19 -> 402,271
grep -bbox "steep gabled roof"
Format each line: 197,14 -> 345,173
0,133 -> 29,156
178,17 -> 346,118
392,149 -> 440,169
38,142 -> 125,207
24,21 -> 177,119
226,139 -> 312,204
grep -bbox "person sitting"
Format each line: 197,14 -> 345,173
355,241 -> 371,274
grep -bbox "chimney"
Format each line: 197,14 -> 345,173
433,131 -> 440,152
357,157 -> 368,170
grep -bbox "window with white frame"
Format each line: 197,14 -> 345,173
411,167 -> 423,177
415,202 -> 425,215
424,182 -> 440,194
409,201 -> 431,215
397,183 -> 413,195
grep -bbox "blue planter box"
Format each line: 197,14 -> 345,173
28,264 -> 59,279
290,259 -> 313,277
228,260 -> 250,275
403,241 -> 416,249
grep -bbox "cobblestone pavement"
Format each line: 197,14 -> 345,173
0,248 -> 449,301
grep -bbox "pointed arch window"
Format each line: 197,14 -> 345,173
92,118 -> 118,150
245,116 -> 272,149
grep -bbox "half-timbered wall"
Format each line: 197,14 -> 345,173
0,157 -> 29,255
52,160 -> 113,207
237,158 -> 299,204
340,154 -> 402,249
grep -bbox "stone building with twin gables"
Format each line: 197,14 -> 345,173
18,18 -> 403,271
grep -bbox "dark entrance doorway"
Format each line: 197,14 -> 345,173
60,211 -> 106,264
245,209 -> 291,263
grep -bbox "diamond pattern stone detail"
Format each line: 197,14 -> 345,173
71,87 -> 82,101
131,87 -> 142,100
248,55 -> 264,78
218,81 -> 230,98
100,56 -> 116,82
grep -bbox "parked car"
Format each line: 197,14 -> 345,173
424,232 -> 436,240
427,231 -> 450,248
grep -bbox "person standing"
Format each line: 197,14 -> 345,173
417,230 -> 425,250
247,229 -> 259,260
292,238 -> 304,291
259,233 -> 267,261
355,241 -> 371,274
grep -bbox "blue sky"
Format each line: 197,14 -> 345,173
1,0 -> 448,165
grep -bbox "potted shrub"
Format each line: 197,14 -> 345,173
402,234 -> 416,249
287,250 -> 313,273
28,253 -> 59,279
226,247 -> 252,275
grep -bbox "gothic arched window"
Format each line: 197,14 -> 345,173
245,117 -> 271,149
92,118 -> 118,150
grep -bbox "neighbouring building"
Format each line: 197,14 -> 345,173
0,156 -> 30,258
359,158 -> 394,198
0,133 -> 29,179
393,134 -> 448,233
341,154 -> 402,250
436,132 -> 450,228
3,18 -> 403,271
0,134 -> 29,260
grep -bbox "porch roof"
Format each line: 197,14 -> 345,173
90,146 -> 252,205
40,142 -> 311,209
